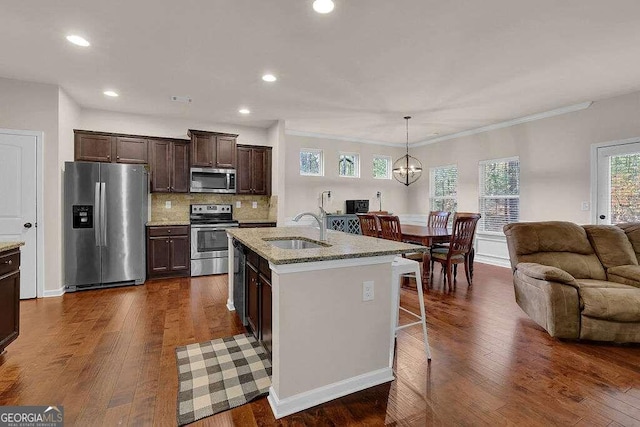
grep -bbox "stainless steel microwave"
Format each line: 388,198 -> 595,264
190,168 -> 236,193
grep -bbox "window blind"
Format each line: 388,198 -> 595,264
430,165 -> 457,213
479,157 -> 520,233
610,153 -> 640,223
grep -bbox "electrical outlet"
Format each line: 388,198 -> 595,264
581,201 -> 590,211
252,201 -> 258,209
165,201 -> 171,209
362,281 -> 374,301
236,201 -> 242,208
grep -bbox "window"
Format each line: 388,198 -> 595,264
300,148 -> 323,176
479,157 -> 520,233
373,155 -> 392,179
339,152 -> 360,178
430,165 -> 457,213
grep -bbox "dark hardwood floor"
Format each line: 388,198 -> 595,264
1,264 -> 640,426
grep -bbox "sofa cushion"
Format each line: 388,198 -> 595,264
574,279 -> 635,289
504,221 -> 606,280
617,223 -> 640,262
583,225 -> 638,268
580,288 -> 640,322
607,265 -> 640,288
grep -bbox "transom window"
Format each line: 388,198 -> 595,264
300,148 -> 324,176
479,157 -> 520,233
430,165 -> 458,213
373,155 -> 392,179
339,152 -> 360,178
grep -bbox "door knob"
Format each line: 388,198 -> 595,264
24,222 -> 33,228
599,215 -> 606,220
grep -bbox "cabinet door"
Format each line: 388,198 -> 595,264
150,140 -> 172,192
216,136 -> 237,168
115,137 -> 148,164
236,146 -> 253,194
191,133 -> 214,167
246,264 -> 260,340
148,237 -> 171,274
75,133 -> 113,162
0,271 -> 20,352
172,142 -> 190,193
252,148 -> 268,195
260,276 -> 272,355
170,236 -> 190,272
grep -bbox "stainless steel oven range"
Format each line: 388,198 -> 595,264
190,204 -> 239,276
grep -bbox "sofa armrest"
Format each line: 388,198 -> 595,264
516,262 -> 577,286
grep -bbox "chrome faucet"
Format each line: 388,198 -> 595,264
293,207 -> 328,241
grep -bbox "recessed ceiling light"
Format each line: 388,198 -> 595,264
103,90 -> 119,97
239,108 -> 251,115
66,35 -> 90,47
313,0 -> 335,14
262,74 -> 277,83
432,132 -> 440,136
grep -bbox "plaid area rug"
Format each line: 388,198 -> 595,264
175,333 -> 272,426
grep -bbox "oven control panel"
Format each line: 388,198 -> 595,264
191,204 -> 232,214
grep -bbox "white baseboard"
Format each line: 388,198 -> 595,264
226,300 -> 235,311
474,254 -> 512,268
267,367 -> 394,419
43,287 -> 65,298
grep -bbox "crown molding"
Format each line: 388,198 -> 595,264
411,101 -> 593,147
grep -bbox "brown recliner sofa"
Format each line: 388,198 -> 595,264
503,221 -> 640,343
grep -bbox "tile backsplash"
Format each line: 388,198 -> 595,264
151,193 -> 275,222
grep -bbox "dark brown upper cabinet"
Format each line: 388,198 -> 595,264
237,145 -> 272,195
188,130 -> 238,169
75,132 -> 113,162
149,139 -> 190,193
74,131 -> 147,164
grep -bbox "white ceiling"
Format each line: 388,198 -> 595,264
1,0 -> 640,144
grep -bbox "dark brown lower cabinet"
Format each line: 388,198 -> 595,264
147,226 -> 190,279
244,248 -> 272,355
0,248 -> 20,353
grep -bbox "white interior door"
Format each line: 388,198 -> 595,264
596,141 -> 640,225
0,131 -> 37,298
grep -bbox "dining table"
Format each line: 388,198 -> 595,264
399,224 -> 475,287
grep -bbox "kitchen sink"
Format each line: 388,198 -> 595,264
265,238 -> 330,250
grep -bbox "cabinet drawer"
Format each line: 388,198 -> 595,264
148,226 -> 189,237
247,249 -> 260,269
0,250 -> 20,277
259,257 -> 271,280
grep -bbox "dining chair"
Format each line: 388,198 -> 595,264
378,215 -> 426,288
357,214 -> 380,238
428,212 -> 481,291
428,211 -> 450,228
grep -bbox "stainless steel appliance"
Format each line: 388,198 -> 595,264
190,167 -> 236,193
233,239 -> 247,326
190,204 -> 239,276
346,199 -> 370,214
64,162 -> 148,291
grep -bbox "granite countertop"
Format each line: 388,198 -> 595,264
237,219 -> 277,224
0,242 -> 24,252
227,226 -> 427,265
147,220 -> 191,226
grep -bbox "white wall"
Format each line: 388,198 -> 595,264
0,77 -> 61,291
268,121 -> 286,223
284,134 -> 406,220
408,90 -> 640,266
80,108 -> 270,146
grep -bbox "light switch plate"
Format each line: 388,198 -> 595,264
165,201 -> 171,209
252,201 -> 258,209
581,201 -> 590,211
236,201 -> 242,208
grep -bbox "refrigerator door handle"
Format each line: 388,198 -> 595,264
100,182 -> 107,247
95,182 -> 101,246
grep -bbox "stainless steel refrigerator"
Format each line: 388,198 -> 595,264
64,162 -> 148,291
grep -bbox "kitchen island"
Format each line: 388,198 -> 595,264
226,227 -> 426,419
0,242 -> 23,354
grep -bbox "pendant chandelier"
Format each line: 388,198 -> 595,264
392,116 -> 423,186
